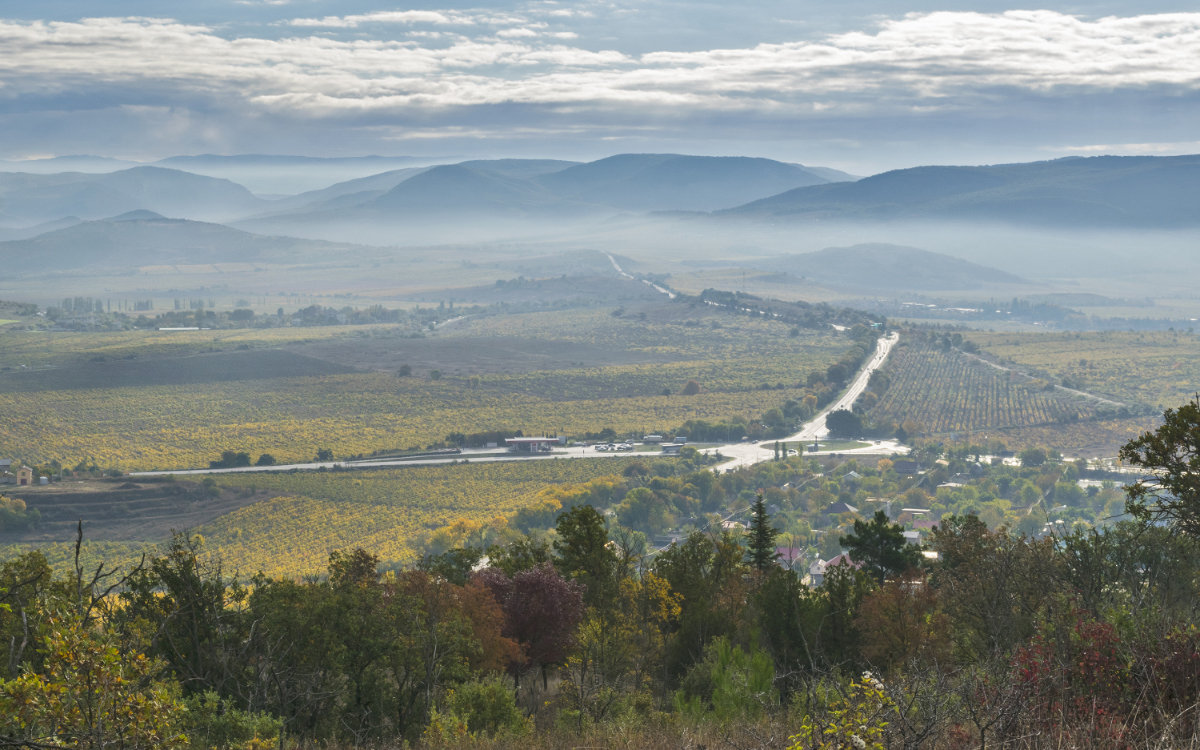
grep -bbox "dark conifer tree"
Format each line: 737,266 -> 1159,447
746,492 -> 780,572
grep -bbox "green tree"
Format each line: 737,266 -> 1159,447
675,636 -> 778,722
0,551 -> 53,676
1019,446 -> 1047,467
1119,396 -> 1200,536
554,505 -> 619,609
654,531 -> 749,680
485,537 -> 551,577
839,510 -> 920,584
825,409 -> 863,438
419,547 -> 485,586
615,487 -> 670,535
929,515 -> 1062,660
745,492 -> 780,573
424,674 -> 528,742
117,533 -> 250,700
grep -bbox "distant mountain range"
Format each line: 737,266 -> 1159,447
0,155 -> 141,174
0,211 -> 369,273
154,154 -> 445,195
723,155 -> 1200,227
751,243 -> 1028,292
0,167 -> 264,225
241,154 -> 847,232
532,154 -> 843,211
4,153 -> 1200,245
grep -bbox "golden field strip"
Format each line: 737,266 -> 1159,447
203,460 -> 636,576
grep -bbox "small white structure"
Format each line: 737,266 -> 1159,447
504,437 -> 561,453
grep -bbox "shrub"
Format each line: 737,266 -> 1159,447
182,691 -> 282,750
424,675 -> 529,745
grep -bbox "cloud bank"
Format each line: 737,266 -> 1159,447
1,9 -> 1198,165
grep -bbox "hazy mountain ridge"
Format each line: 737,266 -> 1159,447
724,155 -> 1200,226
533,154 -> 843,211
6,153 -> 1200,256
0,213 -> 374,273
0,155 -> 140,174
154,154 -> 439,195
237,154 -> 848,236
0,166 -> 266,225
368,164 -> 583,215
251,167 -> 431,216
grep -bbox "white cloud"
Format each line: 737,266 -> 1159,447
1060,139 -> 1200,154
288,10 -> 474,28
496,27 -> 544,39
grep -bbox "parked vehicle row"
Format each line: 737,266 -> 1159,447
594,442 -> 635,451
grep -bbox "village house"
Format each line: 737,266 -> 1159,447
808,553 -> 860,587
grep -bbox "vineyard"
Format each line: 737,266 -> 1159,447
0,305 -> 850,472
0,373 -> 826,471
868,337 -> 1098,436
967,329 -> 1200,409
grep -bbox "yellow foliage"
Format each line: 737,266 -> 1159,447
788,673 -> 893,750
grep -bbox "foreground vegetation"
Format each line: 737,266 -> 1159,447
6,400 -> 1200,748
2,499 -> 1197,749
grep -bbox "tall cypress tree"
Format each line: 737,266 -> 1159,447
746,492 -> 780,572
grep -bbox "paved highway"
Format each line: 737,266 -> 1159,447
701,331 -> 903,471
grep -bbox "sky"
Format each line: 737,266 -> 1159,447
3,1 -> 1200,174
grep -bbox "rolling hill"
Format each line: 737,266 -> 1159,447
248,159 -> 581,218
